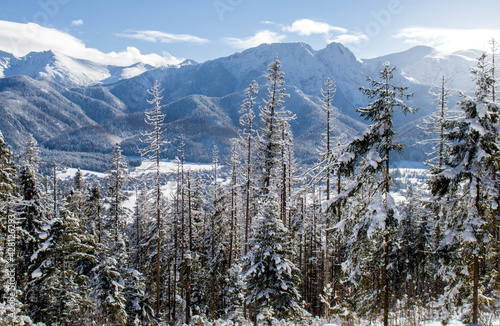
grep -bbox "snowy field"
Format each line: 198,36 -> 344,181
123,159 -> 214,211
58,159 -> 430,216
57,159 -> 214,213
131,159 -> 213,176
389,161 -> 429,203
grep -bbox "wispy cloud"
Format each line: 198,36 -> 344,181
283,19 -> 347,36
394,27 -> 500,53
223,19 -> 367,50
282,18 -> 368,46
0,20 -> 182,67
329,32 -> 369,45
117,30 -> 209,44
223,30 -> 287,49
71,19 -> 84,26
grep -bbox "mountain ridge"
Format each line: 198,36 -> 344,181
0,49 -> 196,87
0,42 -> 481,165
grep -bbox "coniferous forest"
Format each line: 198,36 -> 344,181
1,50 -> 500,326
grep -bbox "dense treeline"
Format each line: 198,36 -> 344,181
0,47 -> 499,326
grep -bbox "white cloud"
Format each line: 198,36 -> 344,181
0,20 -> 182,67
223,30 -> 287,49
281,18 -> 368,46
329,32 -> 369,45
284,19 -> 347,36
394,27 -> 500,53
117,30 -> 209,44
71,19 -> 84,26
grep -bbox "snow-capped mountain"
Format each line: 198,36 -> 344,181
0,42 -> 486,165
0,50 -> 194,87
0,50 -> 14,75
363,45 -> 480,91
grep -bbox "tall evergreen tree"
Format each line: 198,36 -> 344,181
329,62 -> 416,326
107,144 -> 129,241
25,165 -> 97,325
141,80 -> 168,319
239,80 -> 258,256
420,75 -> 454,169
204,146 -> 231,319
86,181 -> 104,244
429,52 -> 500,324
394,186 -> 434,319
91,235 -> 128,325
258,56 -> 289,196
242,57 -> 305,323
0,132 -> 33,325
242,192 -> 305,323
90,143 -> 132,324
489,38 -> 497,102
28,185 -> 97,325
16,136 -> 52,321
184,171 -> 207,318
0,130 -> 18,288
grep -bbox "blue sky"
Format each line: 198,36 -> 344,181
1,0 -> 500,66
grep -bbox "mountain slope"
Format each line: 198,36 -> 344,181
0,75 -> 97,149
363,46 -> 480,91
0,50 -> 178,87
0,42 -> 483,164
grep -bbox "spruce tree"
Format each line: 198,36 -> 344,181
28,191 -> 97,325
242,192 -> 305,323
329,62 -> 416,325
184,172 -> 207,317
0,132 -> 36,325
258,56 -> 289,196
202,146 -> 231,320
242,57 -> 305,323
239,80 -> 258,256
394,186 -> 434,319
429,53 -> 500,324
420,75 -> 454,169
107,144 -> 129,242
141,80 -> 168,320
93,142 -> 149,325
16,136 -> 52,322
91,237 -> 128,325
0,131 -> 18,296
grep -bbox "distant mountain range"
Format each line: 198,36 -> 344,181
0,42 -> 482,165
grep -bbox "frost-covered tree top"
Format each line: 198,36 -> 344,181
142,80 -> 168,161
335,63 -> 416,189
0,130 -> 17,201
258,56 -> 293,195
433,53 -> 499,188
357,63 -> 416,157
239,79 -> 258,131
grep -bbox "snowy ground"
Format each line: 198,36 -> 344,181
58,159 -> 215,214
57,167 -> 106,180
130,159 -> 213,177
390,162 -> 429,204
58,159 -> 430,216
122,159 -> 214,211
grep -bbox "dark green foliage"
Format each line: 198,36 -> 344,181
243,194 -> 305,321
